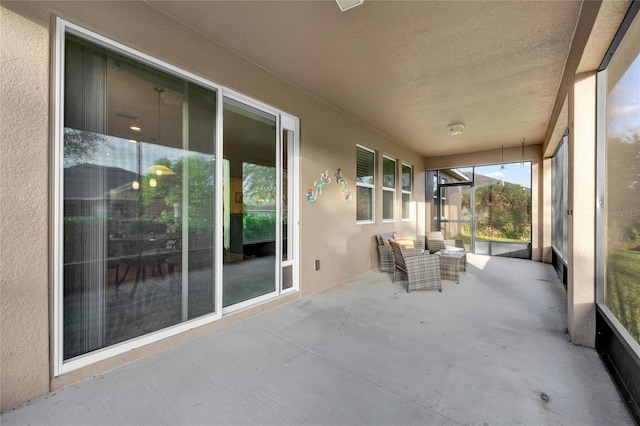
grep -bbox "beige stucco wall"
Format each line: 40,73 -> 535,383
0,6 -> 51,411
0,2 -> 426,411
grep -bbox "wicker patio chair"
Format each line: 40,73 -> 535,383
376,232 -> 396,273
390,241 -> 441,293
376,233 -> 426,273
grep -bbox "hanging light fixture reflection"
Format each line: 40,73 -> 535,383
132,180 -> 140,190
150,164 -> 175,176
149,178 -> 157,188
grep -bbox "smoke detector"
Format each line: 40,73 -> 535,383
336,0 -> 364,12
447,123 -> 465,135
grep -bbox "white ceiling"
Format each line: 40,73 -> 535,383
146,0 -> 626,157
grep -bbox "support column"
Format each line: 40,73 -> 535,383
542,158 -> 553,263
567,73 -> 597,347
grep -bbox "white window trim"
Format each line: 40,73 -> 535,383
356,144 -> 376,224
401,162 -> 413,221
54,18 -> 300,375
382,155 -> 396,222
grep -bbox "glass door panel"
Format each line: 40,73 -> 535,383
222,99 -> 277,308
281,127 -> 294,290
62,34 -> 217,360
434,168 -> 473,251
439,184 -> 473,251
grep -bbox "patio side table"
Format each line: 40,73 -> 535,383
437,249 -> 466,284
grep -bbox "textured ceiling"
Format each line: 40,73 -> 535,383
146,1 -> 617,157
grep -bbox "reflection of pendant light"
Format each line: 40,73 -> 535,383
150,164 -> 175,175
149,178 -> 157,188
132,180 -> 140,190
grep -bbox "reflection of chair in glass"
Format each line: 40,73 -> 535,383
115,233 -> 182,298
390,241 -> 441,293
164,234 -> 182,277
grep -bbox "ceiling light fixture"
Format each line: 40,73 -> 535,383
336,0 -> 363,12
447,123 -> 465,136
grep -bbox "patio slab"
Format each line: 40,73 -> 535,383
1,254 -> 633,425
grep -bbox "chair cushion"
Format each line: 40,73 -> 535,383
393,234 -> 415,248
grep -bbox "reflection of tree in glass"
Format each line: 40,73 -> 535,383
141,156 -> 215,226
64,128 -> 106,163
242,163 -> 276,206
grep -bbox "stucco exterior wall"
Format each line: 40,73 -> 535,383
0,2 -> 426,411
0,6 -> 51,411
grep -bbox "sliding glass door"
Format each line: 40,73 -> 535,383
57,21 -> 299,372
222,98 -> 297,310
62,33 -> 217,360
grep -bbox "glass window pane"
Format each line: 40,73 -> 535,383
223,100 -> 277,308
383,190 -> 394,220
356,146 -> 374,185
402,193 -> 411,219
552,136 -> 568,261
604,15 -> 640,343
63,34 -> 216,360
356,186 -> 373,221
402,164 -> 412,192
382,157 -> 395,188
473,163 -> 531,258
282,265 -> 293,290
282,130 -> 289,261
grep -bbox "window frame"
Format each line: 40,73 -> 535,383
382,155 -> 396,222
356,144 -> 376,224
401,163 -> 412,220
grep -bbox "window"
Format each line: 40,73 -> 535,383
440,177 -> 448,219
601,10 -> 640,343
401,163 -> 412,220
473,163 -> 532,248
552,134 -> 568,263
382,156 -> 396,221
356,145 -> 375,222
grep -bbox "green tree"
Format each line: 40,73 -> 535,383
473,182 -> 531,241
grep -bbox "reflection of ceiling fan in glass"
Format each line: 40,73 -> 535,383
335,0 -> 363,12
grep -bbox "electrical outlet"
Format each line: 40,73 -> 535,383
315,259 -> 320,271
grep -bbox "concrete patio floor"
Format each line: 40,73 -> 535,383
2,254 -> 633,425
